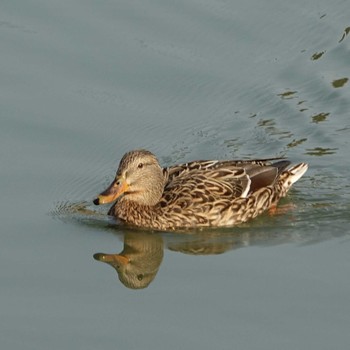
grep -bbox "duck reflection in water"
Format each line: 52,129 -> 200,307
94,232 -> 164,289
93,229 -> 244,289
94,215 -> 317,289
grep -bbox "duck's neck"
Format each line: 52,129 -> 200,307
112,198 -> 158,227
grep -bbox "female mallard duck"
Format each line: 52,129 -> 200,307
93,149 -> 308,230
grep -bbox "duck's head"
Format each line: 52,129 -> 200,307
93,149 -> 164,206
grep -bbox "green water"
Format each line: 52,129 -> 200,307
1,0 -> 350,349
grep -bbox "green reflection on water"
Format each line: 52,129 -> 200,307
305,147 -> 338,156
338,26 -> 350,43
277,90 -> 298,99
287,138 -> 307,148
311,112 -> 330,124
311,51 -> 325,61
332,77 -> 348,88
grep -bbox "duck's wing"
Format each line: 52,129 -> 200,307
159,166 -> 255,212
164,158 -> 286,179
167,166 -> 251,199
162,158 -> 290,200
242,160 -> 290,193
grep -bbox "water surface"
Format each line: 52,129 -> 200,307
1,0 -> 350,349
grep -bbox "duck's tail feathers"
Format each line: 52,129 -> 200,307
287,163 -> 308,184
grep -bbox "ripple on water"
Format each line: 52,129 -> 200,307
50,200 -> 113,229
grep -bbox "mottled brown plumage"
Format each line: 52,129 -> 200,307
93,149 -> 308,230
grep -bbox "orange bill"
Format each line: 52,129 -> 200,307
93,253 -> 129,266
93,177 -> 128,205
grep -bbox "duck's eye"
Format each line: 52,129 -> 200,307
137,163 -> 143,169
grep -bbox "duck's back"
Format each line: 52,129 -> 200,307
154,159 -> 291,228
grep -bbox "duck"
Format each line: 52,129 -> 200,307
93,149 -> 308,230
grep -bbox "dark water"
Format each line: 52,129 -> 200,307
1,0 -> 350,349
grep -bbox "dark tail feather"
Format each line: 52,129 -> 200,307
271,160 -> 291,174
248,160 -> 291,193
